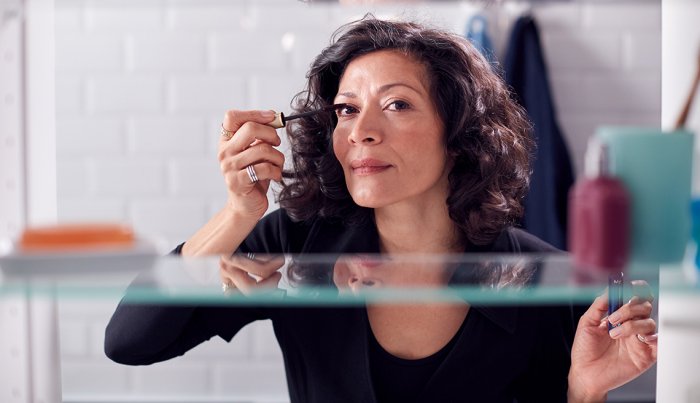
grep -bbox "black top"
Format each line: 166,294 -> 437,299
369,312 -> 467,403
105,209 -> 579,403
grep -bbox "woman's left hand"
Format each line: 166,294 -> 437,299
568,280 -> 658,402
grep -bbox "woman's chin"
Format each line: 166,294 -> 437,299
352,199 -> 382,209
350,192 -> 390,209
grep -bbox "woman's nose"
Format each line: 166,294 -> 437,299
348,276 -> 378,292
349,276 -> 359,290
347,110 -> 383,145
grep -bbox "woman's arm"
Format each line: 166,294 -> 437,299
104,209 -> 289,365
181,207 -> 260,256
105,109 -> 286,362
104,303 -> 266,365
182,109 -> 283,257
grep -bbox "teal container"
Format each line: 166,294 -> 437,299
595,127 -> 694,264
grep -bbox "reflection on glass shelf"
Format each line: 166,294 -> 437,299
0,253 -> 663,305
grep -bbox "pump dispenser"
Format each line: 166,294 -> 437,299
568,138 -> 631,272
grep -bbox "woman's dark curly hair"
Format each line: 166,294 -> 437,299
278,15 -> 534,246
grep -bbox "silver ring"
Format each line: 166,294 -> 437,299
222,282 -> 231,292
636,334 -> 648,344
246,165 -> 259,184
220,124 -> 234,141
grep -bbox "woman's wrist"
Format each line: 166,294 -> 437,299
222,203 -> 261,224
567,371 -> 607,403
181,206 -> 259,257
225,196 -> 268,222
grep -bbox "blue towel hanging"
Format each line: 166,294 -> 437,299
466,14 -> 497,65
503,15 -> 575,250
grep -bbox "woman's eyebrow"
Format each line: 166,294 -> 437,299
335,83 -> 425,100
377,82 -> 424,95
335,91 -> 357,99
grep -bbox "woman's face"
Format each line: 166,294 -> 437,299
332,50 -> 449,210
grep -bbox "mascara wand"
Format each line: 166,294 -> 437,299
267,104 -> 344,129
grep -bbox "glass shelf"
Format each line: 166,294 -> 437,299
0,251 -> 666,305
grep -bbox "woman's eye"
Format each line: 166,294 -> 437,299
334,104 -> 358,117
387,100 -> 411,111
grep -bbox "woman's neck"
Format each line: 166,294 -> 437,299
374,200 -> 463,255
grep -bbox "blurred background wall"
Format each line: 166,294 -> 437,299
54,0 -> 662,402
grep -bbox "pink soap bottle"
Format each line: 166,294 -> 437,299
568,138 -> 630,273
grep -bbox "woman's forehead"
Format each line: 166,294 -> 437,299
337,50 -> 431,95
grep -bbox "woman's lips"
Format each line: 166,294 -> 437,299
350,158 -> 391,175
354,166 -> 390,175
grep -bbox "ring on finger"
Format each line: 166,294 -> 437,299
636,334 -> 648,344
220,124 -> 234,141
246,165 -> 259,184
222,280 -> 234,293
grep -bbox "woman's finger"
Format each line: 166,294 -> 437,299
581,291 -> 610,327
636,333 -> 659,346
247,162 -> 283,183
234,163 -> 282,188
219,155 -> 284,181
223,264 -> 259,295
221,110 -> 276,138
219,129 -> 283,162
219,259 -> 238,293
608,318 -> 657,340
220,123 -> 281,158
226,254 -> 286,277
219,146 -> 285,186
221,144 -> 285,174
256,271 -> 283,289
220,161 -> 282,194
221,277 -> 235,293
220,257 -> 255,290
222,264 -> 282,295
607,299 -> 653,327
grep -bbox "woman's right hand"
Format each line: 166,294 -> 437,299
220,254 -> 285,295
218,110 -> 285,220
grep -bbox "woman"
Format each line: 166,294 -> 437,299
106,17 -> 656,402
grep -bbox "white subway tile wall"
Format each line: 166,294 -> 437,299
55,0 -> 661,402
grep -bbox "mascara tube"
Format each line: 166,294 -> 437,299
608,272 -> 624,331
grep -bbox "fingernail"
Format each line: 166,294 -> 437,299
261,110 -> 275,118
608,311 -> 622,325
645,333 -> 658,342
609,326 -> 622,338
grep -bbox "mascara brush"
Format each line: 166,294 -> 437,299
267,104 -> 345,129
